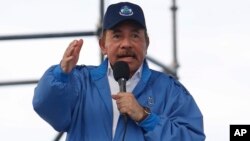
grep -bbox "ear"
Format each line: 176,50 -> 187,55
145,37 -> 150,54
99,38 -> 107,55
146,36 -> 150,47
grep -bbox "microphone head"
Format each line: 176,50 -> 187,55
113,61 -> 130,81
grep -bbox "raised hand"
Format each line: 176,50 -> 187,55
60,39 -> 83,73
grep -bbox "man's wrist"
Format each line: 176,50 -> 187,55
53,65 -> 71,82
137,113 -> 160,132
137,106 -> 151,123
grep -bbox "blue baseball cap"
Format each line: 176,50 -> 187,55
103,2 -> 146,30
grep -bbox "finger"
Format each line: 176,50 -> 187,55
112,94 -> 120,100
73,39 -> 84,57
112,93 -> 127,100
64,40 -> 77,58
119,108 -> 125,114
64,56 -> 74,62
77,39 -> 83,46
66,47 -> 75,58
69,40 -> 77,47
116,101 -> 129,110
119,107 -> 129,114
66,40 -> 77,52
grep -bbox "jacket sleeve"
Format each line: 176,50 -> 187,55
32,65 -> 82,132
139,78 -> 205,141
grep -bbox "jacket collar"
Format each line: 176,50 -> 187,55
89,58 -> 153,121
90,58 -> 151,82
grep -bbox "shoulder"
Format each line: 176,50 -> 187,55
149,69 -> 191,96
74,64 -> 99,77
75,64 -> 98,71
149,69 -> 172,84
74,63 -> 107,81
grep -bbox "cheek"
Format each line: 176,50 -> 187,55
101,48 -> 107,55
102,43 -> 113,55
138,48 -> 147,59
106,48 -> 116,61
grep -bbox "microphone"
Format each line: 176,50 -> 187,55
113,61 -> 130,92
112,61 -> 130,141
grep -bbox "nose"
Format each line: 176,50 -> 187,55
120,37 -> 132,49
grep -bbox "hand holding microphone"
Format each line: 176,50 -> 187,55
112,61 -> 146,122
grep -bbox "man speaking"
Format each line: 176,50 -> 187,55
33,2 -> 205,141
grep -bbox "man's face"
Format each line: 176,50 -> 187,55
100,21 -> 149,76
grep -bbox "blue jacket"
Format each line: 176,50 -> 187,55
33,59 -> 205,141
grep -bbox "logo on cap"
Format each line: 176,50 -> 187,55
119,5 -> 133,16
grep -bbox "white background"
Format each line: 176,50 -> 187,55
0,0 -> 250,140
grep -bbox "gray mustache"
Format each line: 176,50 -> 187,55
117,50 -> 136,58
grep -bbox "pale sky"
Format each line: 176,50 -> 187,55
0,0 -> 250,140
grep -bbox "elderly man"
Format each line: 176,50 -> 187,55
33,2 -> 205,141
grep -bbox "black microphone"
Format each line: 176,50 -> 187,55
113,61 -> 130,92
112,61 -> 130,141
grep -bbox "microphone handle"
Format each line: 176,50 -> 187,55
117,78 -> 128,141
118,78 -> 127,92
118,78 -> 128,119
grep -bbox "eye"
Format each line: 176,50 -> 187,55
112,33 -> 121,39
131,33 -> 140,39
